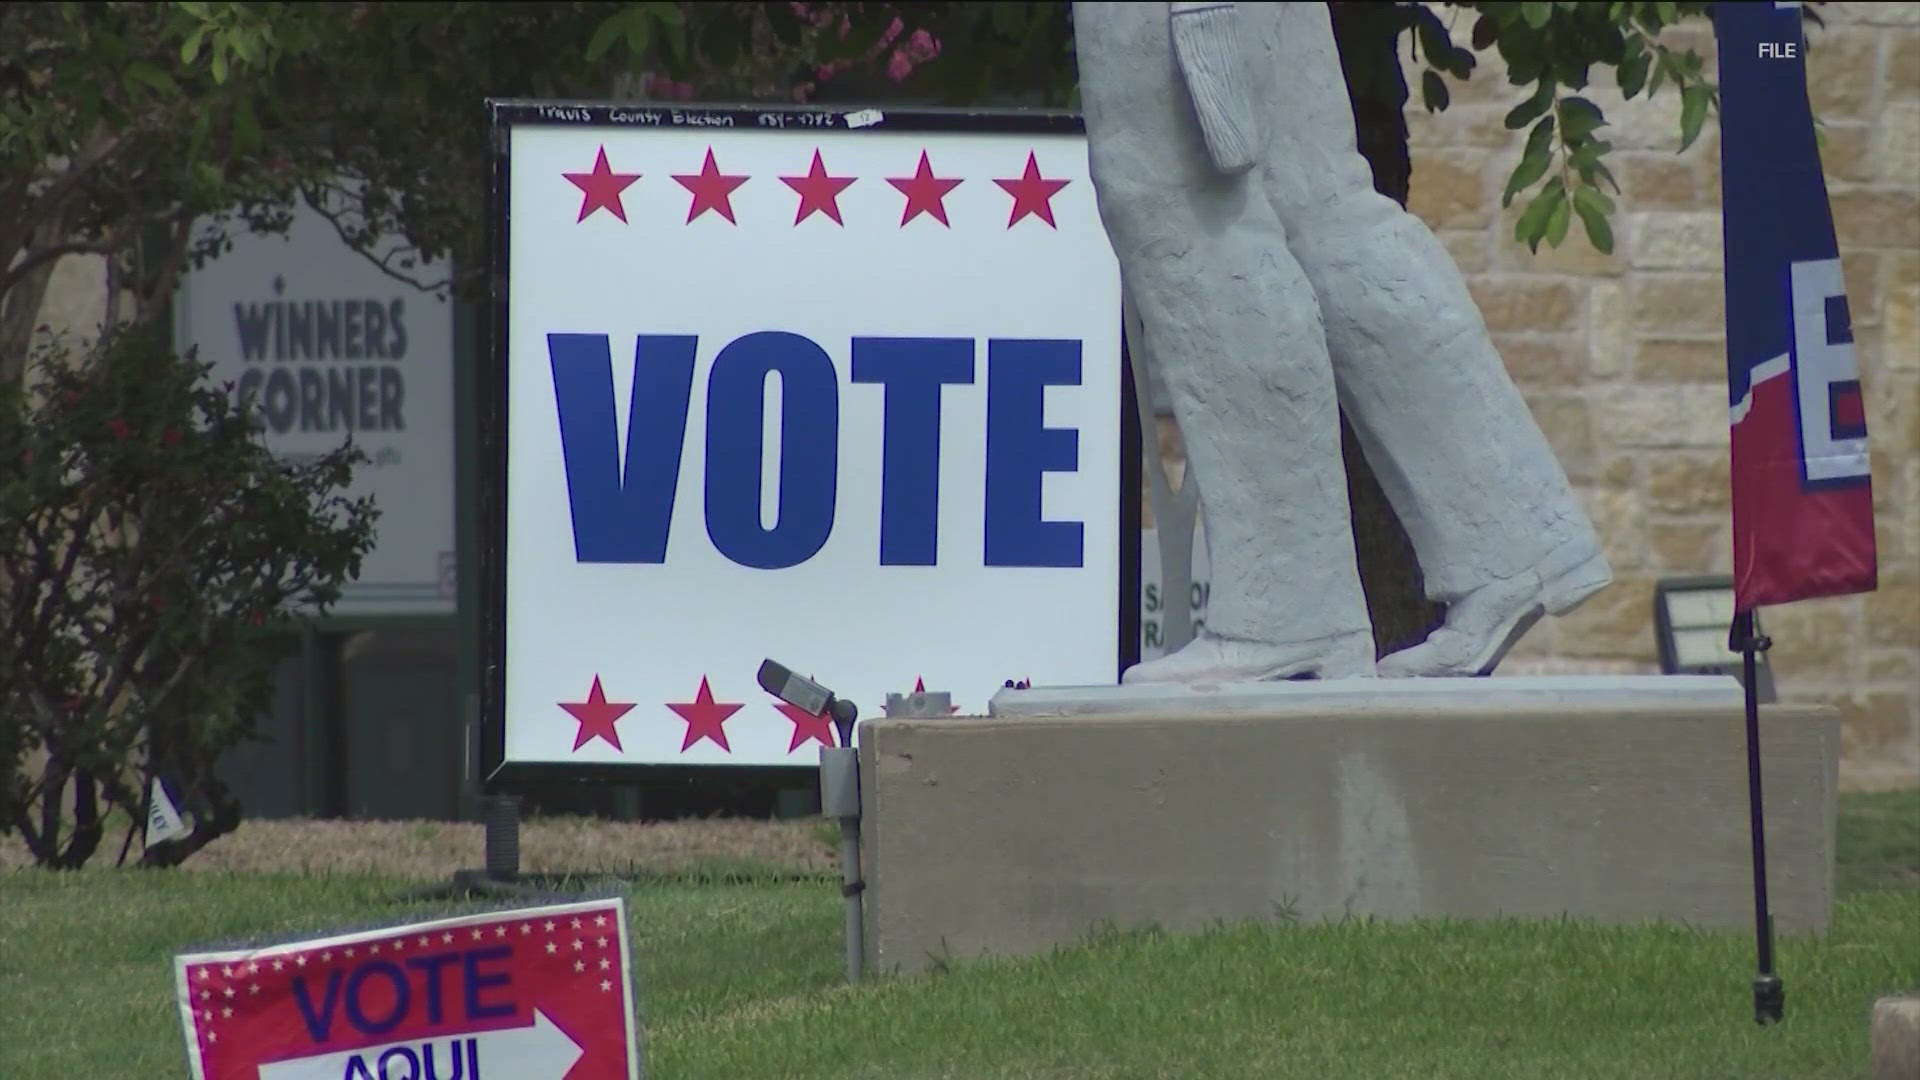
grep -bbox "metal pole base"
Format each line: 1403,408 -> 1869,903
1754,974 -> 1785,1025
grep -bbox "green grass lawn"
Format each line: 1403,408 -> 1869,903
2,791 -> 1915,1079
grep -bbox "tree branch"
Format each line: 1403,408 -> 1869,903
0,239 -> 117,296
302,188 -> 454,296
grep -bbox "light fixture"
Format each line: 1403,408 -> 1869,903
1653,575 -> 1776,702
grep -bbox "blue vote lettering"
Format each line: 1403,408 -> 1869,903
985,339 -> 1084,568
851,337 -> 973,565
290,946 -> 518,1042
548,333 -> 696,563
546,332 -> 1086,569
703,332 -> 840,569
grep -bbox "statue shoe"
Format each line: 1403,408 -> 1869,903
1123,629 -> 1378,684
1376,551 -> 1613,678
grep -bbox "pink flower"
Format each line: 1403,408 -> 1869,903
108,417 -> 131,440
838,14 -> 850,37
880,16 -> 904,48
887,49 -> 913,83
162,426 -> 182,446
673,80 -> 694,101
906,28 -> 940,63
61,389 -> 80,406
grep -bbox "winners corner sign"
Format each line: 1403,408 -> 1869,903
485,101 -> 1132,773
173,192 -> 458,618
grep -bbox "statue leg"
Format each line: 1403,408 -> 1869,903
1243,2 -> 1612,676
1075,1 -> 1375,682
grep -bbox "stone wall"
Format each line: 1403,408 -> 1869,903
1400,2 -> 1917,789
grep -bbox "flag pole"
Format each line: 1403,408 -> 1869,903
1730,609 -> 1784,1024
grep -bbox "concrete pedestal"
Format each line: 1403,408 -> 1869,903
856,677 -> 1838,977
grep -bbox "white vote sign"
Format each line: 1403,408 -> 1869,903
173,196 -> 457,616
495,105 -> 1125,769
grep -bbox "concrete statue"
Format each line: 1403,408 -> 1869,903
1075,0 -> 1612,683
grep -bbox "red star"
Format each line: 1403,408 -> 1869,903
560,676 -> 635,751
886,150 -> 963,227
773,701 -> 837,752
563,146 -> 641,224
673,148 -> 749,224
780,149 -> 857,225
667,676 -> 743,752
914,676 -> 961,713
993,152 -> 1070,228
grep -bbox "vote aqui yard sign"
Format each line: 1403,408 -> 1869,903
174,899 -> 638,1079
484,101 -> 1134,774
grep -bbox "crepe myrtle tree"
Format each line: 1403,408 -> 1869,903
0,330 -> 375,869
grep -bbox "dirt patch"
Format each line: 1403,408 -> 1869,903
0,815 -> 837,878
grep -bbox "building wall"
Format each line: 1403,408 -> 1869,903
1397,1 -> 1917,789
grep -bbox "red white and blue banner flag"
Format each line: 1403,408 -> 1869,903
1716,0 -> 1877,611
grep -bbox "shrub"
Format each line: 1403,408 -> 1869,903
0,329 -> 376,867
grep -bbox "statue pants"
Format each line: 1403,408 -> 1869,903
1076,0 -> 1601,647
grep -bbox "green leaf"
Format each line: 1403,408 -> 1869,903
1572,184 -> 1616,253
180,26 -> 206,65
766,0 -> 803,47
1415,9 -> 1453,72
1471,13 -> 1500,51
125,61 -> 179,96
1679,84 -> 1710,151
1503,115 -> 1557,207
1619,53 -> 1651,99
1450,46 -> 1479,80
1513,178 -> 1566,252
188,108 -> 211,160
1506,82 -> 1554,130
624,14 -> 651,60
178,1 -> 211,17
705,23 -> 740,67
229,28 -> 261,66
657,16 -> 686,63
1559,96 -> 1606,141
1545,195 -> 1572,247
1422,69 -> 1451,113
209,45 -> 228,84
585,14 -> 624,61
233,94 -> 260,149
1522,2 -> 1553,29
1568,138 -> 1620,194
